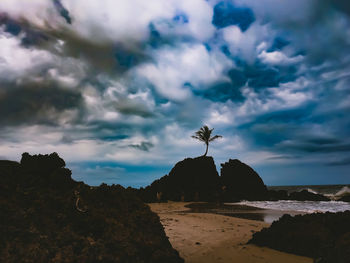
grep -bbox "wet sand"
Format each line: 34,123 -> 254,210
149,202 -> 312,263
184,202 -> 306,223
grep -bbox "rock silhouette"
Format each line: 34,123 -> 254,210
288,189 -> 330,201
249,211 -> 350,263
0,153 -> 183,263
267,189 -> 289,201
220,159 -> 268,201
138,157 -> 269,202
139,156 -> 220,202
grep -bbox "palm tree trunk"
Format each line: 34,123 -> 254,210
203,143 -> 208,156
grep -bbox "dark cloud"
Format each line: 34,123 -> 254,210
194,81 -> 245,102
0,0 -> 350,186
0,82 -> 82,126
327,157 -> 350,166
129,141 -> 154,152
0,14 -> 48,47
332,0 -> 350,16
267,37 -> 290,52
53,0 -> 72,24
212,1 -> 255,31
236,105 -> 317,149
266,155 -> 301,160
277,141 -> 350,153
0,14 -> 21,35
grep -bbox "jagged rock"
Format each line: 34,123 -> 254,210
21,152 -> 66,174
220,159 -> 268,201
289,190 -> 330,201
140,156 -> 220,202
0,153 -> 183,263
249,211 -> 350,263
268,189 -> 289,201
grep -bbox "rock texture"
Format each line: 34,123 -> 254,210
249,211 -> 350,263
0,153 -> 183,263
288,189 -> 330,201
220,159 -> 268,201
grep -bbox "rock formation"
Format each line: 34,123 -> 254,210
139,157 -> 271,202
288,189 -> 330,201
0,153 -> 183,263
139,156 -> 220,202
267,189 -> 289,201
339,193 -> 350,202
249,211 -> 350,263
220,159 -> 268,201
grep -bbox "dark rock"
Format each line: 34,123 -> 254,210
140,156 -> 220,202
339,194 -> 350,202
268,189 -> 289,201
220,159 -> 268,201
0,153 -> 183,263
289,190 -> 330,201
249,211 -> 350,263
21,152 -> 66,174
138,157 -> 270,202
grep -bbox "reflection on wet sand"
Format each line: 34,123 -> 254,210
185,203 -> 305,223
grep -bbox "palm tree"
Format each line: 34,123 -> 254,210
191,125 -> 222,157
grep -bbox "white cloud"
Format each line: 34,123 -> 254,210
258,50 -> 303,65
136,43 -> 232,101
222,24 -> 271,64
0,32 -> 53,81
0,0 -> 215,44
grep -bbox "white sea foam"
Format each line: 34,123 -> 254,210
304,188 -> 319,195
236,200 -> 350,213
334,186 -> 350,197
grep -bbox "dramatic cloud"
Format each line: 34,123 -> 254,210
0,0 -> 349,186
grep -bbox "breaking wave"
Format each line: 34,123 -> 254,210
237,200 -> 350,213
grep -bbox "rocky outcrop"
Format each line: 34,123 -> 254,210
339,194 -> 350,202
139,157 -> 273,202
288,189 -> 330,201
249,211 -> 350,263
0,153 -> 183,263
139,156 -> 220,202
220,159 -> 268,201
267,189 -> 289,201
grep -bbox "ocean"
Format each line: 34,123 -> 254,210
238,184 -> 350,214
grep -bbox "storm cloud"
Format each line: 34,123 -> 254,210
0,0 -> 349,186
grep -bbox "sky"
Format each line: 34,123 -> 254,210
0,0 -> 349,187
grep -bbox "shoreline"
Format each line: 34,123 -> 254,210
183,202 -> 306,223
149,202 -> 312,263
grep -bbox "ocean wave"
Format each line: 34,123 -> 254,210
236,200 -> 350,213
303,188 -> 319,195
334,186 -> 350,197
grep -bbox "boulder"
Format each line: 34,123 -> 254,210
140,156 -> 220,202
249,211 -> 350,263
220,159 -> 268,201
0,153 -> 183,263
289,190 -> 330,201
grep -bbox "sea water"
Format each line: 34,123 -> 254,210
238,185 -> 350,214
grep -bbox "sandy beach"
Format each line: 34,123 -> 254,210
149,202 -> 313,263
